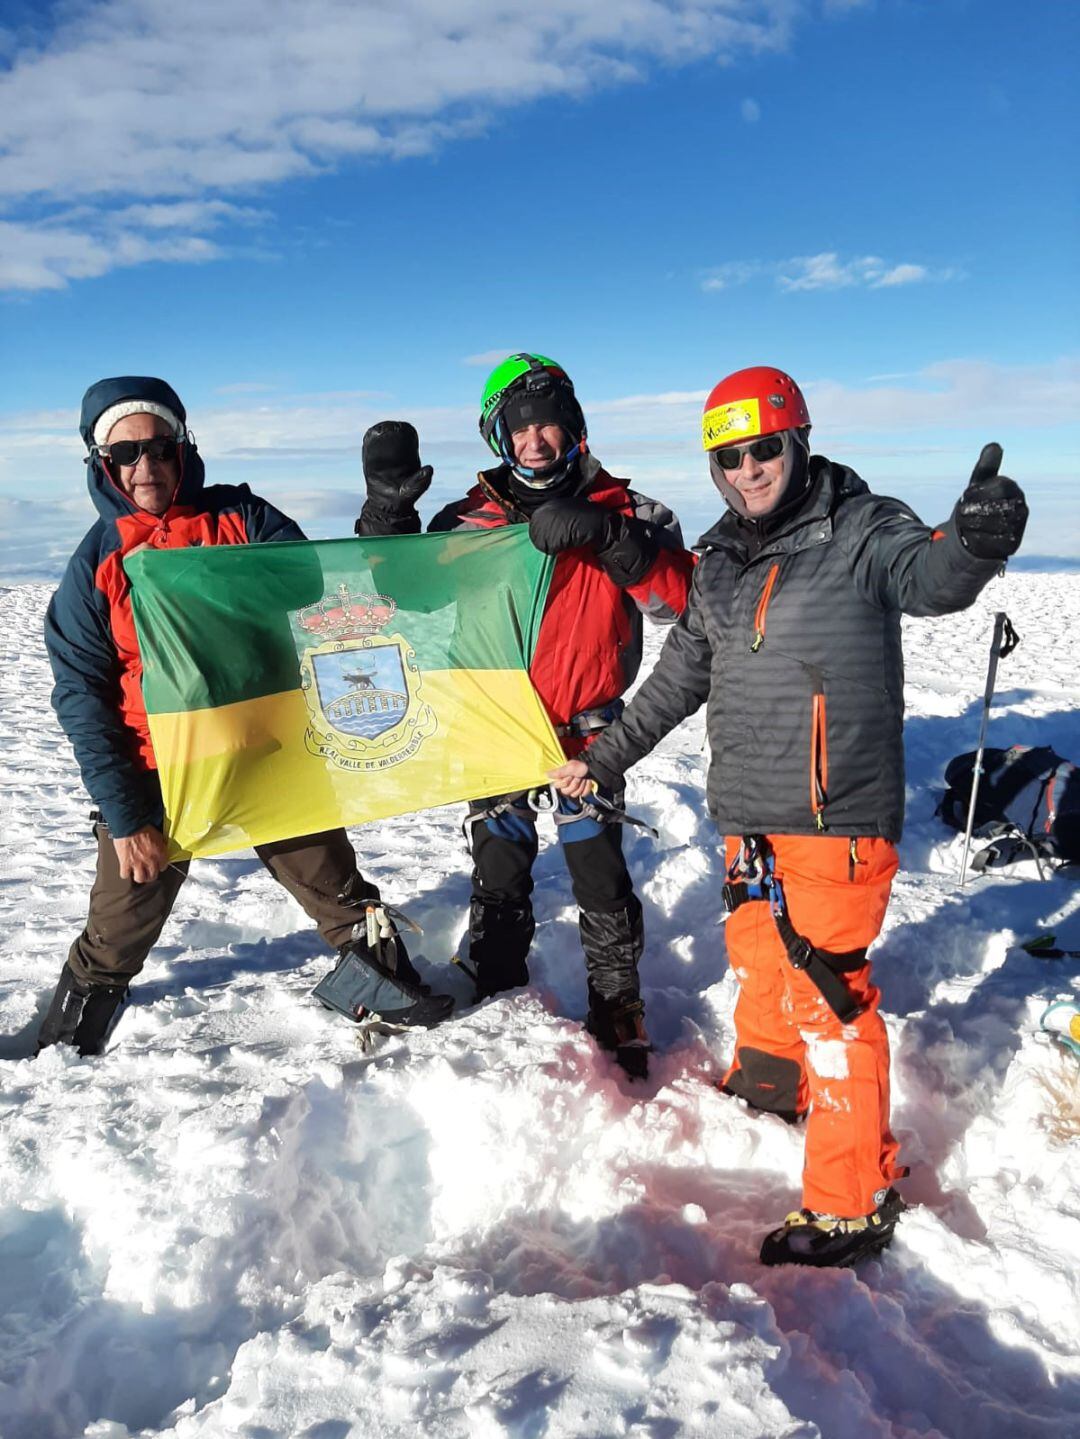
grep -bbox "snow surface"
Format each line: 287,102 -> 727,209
1,571 -> 1079,1439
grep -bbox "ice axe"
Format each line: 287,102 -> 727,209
959,610 -> 1019,886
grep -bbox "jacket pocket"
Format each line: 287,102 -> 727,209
809,690 -> 828,829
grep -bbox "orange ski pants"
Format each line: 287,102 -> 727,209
722,833 -> 904,1217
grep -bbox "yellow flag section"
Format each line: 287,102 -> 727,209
125,528 -> 563,859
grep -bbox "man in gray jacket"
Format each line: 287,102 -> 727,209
551,365 -> 1028,1267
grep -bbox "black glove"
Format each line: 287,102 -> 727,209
358,421 -> 432,532
955,443 -> 1028,561
528,497 -> 659,586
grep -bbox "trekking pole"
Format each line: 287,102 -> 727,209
959,611 -> 1019,886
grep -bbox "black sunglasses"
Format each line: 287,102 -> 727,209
98,436 -> 181,467
712,434 -> 786,471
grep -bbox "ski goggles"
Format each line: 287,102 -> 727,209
96,436 -> 181,467
711,433 -> 787,471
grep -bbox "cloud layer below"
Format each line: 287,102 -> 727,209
4,357 -> 1074,469
2,356 -> 1076,576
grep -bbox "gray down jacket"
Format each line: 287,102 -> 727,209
583,456 -> 1002,841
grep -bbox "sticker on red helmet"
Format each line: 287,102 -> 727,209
702,398 -> 760,450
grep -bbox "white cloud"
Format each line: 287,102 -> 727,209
462,350 -> 518,368
741,98 -> 761,123
701,260 -> 766,291
779,252 -> 869,290
779,252 -> 927,291
0,218 -> 222,290
109,200 -> 269,231
872,262 -> 929,287
0,197 -> 268,290
0,1 -> 816,289
701,251 -> 958,294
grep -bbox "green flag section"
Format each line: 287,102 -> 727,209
125,527 -> 563,859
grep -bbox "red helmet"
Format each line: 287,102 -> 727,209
701,367 -> 810,451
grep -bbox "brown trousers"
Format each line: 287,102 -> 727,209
68,823 -> 372,986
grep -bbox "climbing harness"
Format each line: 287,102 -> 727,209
462,782 -> 658,845
722,835 -> 866,1023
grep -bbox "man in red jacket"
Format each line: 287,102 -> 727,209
356,353 -> 694,1075
38,376 -> 451,1058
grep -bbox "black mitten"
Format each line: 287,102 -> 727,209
955,443 -> 1028,561
528,498 -> 658,586
356,420 -> 432,535
528,497 -> 613,553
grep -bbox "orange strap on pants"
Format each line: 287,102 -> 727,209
722,833 -> 904,1218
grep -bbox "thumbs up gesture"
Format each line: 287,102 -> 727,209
955,443 -> 1028,560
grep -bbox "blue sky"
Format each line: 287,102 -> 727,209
1,0 -> 1077,581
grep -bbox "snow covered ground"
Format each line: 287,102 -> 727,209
1,570 -> 1078,1439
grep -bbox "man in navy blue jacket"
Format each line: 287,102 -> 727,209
38,376 -> 450,1056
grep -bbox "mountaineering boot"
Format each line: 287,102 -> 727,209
36,965 -> 87,1051
36,964 -> 128,1057
759,1187 -> 905,1268
313,903 -> 453,1029
580,899 -> 649,1076
466,897 -> 533,999
586,995 -> 652,1080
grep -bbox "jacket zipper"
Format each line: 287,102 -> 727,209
810,691 -> 828,829
1045,769 -> 1059,834
750,563 -> 780,652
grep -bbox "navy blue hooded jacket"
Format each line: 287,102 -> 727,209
44,377 -> 304,836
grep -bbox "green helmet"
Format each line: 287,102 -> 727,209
479,352 -> 587,483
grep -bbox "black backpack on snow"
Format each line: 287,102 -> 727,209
938,744 -> 1080,871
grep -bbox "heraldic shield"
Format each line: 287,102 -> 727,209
296,588 -> 437,772
301,634 -> 435,770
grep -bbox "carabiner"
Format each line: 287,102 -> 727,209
527,784 -> 559,813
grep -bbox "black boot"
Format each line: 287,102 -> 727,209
466,897 -> 533,1000
586,994 -> 652,1079
313,905 -> 453,1029
37,964 -> 127,1057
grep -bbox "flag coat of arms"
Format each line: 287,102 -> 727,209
126,527 -> 564,859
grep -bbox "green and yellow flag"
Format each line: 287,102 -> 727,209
126,527 -> 563,859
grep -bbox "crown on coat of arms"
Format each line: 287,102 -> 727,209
298,585 -> 396,639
